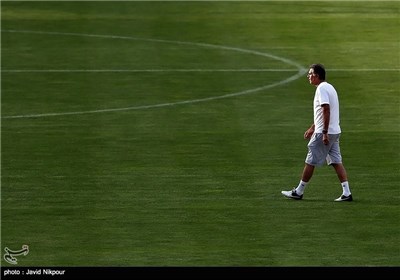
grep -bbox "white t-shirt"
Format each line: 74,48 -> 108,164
313,81 -> 341,134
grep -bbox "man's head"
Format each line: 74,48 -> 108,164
307,63 -> 326,86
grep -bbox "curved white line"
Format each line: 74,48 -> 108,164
1,30 -> 307,119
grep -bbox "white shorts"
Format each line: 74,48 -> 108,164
305,133 -> 342,167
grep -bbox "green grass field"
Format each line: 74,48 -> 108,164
1,1 -> 399,267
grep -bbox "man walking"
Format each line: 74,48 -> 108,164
281,63 -> 353,202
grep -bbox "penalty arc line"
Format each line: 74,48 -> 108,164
2,73 -> 304,119
1,29 -> 307,119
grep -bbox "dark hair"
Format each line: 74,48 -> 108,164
310,63 -> 326,80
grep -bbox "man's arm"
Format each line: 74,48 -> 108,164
321,104 -> 330,144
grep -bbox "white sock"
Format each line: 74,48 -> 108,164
295,180 -> 308,195
341,181 -> 351,196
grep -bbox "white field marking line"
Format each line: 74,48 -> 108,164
2,68 -> 399,73
1,29 -> 307,119
330,69 -> 400,71
2,69 -> 297,73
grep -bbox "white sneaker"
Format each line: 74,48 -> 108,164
281,189 -> 303,200
334,194 -> 353,202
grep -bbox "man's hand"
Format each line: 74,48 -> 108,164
304,127 -> 314,139
323,133 -> 329,145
